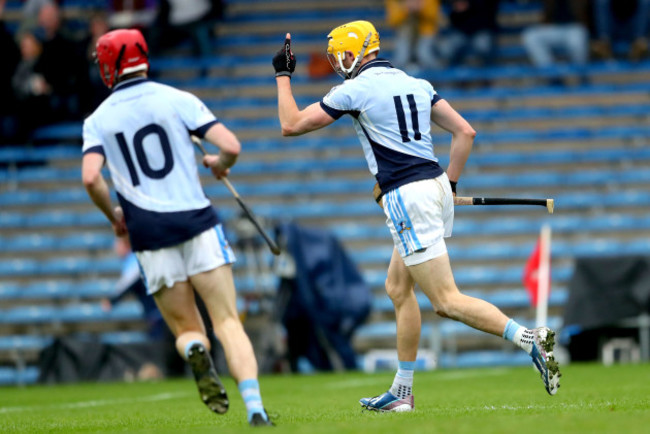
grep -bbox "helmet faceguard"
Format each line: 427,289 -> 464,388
94,29 -> 149,89
326,20 -> 380,79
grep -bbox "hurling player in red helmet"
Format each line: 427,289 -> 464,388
94,28 -> 149,89
82,29 -> 273,426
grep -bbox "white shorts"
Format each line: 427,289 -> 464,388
135,224 -> 236,295
381,175 -> 454,266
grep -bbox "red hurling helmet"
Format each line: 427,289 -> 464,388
95,29 -> 149,89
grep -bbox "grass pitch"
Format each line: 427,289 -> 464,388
1,363 -> 649,433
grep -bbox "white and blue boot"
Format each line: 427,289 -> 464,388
359,391 -> 414,412
531,327 -> 561,395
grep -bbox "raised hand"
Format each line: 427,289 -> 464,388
272,33 -> 296,78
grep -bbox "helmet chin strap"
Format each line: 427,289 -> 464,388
339,32 -> 372,79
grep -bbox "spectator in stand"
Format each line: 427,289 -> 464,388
149,0 -> 223,59
522,0 -> 589,68
82,11 -> 111,110
11,30 -> 53,141
439,0 -> 500,67
21,0 -> 50,22
34,1 -> 91,119
107,0 -> 157,30
385,0 -> 442,71
592,0 -> 650,61
0,0 -> 21,144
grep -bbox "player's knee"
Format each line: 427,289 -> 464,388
385,277 -> 412,305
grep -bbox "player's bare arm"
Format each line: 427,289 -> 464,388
430,99 -> 476,186
202,122 -> 241,179
273,33 -> 336,136
82,152 -> 127,236
277,98 -> 336,136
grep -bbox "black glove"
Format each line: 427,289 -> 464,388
449,180 -> 457,194
272,36 -> 296,78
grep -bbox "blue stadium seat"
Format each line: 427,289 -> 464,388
26,211 -> 77,227
109,301 -> 145,321
0,366 -> 40,386
31,122 -> 82,142
21,281 -> 73,299
100,331 -> 149,345
0,335 -> 53,351
75,280 -> 118,298
0,212 -> 22,227
235,274 -> 278,295
58,233 -> 114,250
57,303 -> 104,322
2,234 -> 56,252
0,259 -> 38,277
39,257 -> 95,275
0,283 -> 20,300
438,350 -> 531,368
0,305 -> 57,324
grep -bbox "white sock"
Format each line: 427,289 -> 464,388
516,328 -> 536,354
389,361 -> 414,398
503,319 -> 535,354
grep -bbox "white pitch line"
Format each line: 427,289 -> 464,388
466,401 -> 617,413
0,391 -> 191,414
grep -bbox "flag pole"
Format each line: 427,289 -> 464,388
535,224 -> 551,327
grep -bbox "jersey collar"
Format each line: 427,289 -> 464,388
357,58 -> 393,76
112,77 -> 148,93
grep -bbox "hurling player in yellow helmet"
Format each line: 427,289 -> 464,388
272,21 -> 561,412
326,20 -> 381,79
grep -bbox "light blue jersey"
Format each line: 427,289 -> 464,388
320,59 -> 444,193
82,78 -> 219,251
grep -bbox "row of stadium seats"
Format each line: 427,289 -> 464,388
202,80 -> 650,111
2,213 -> 648,254
0,301 -> 143,324
2,190 -> 650,232
165,59 -> 650,88
0,237 -> 647,279
4,143 -> 650,182
332,214 -> 650,240
0,299 -> 260,326
355,239 -> 650,266
3,168 -> 650,206
17,121 -> 650,153
0,331 -> 148,353
0,275 -> 276,300
0,233 -> 113,252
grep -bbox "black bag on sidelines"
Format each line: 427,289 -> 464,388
563,255 -> 650,361
37,337 -> 167,383
274,221 -> 371,372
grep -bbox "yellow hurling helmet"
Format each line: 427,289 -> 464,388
327,20 -> 380,79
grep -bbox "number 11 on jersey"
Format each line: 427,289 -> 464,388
393,94 -> 421,143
